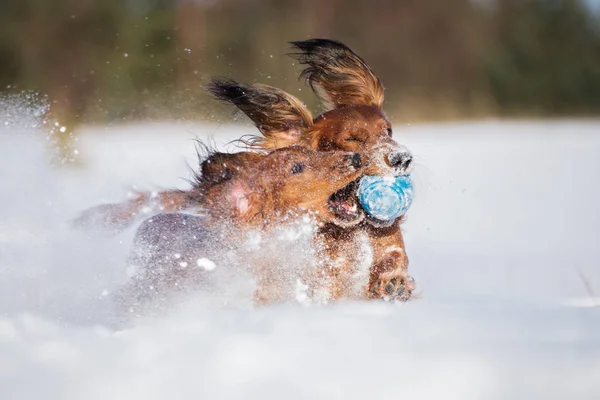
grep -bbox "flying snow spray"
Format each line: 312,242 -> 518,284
357,175 -> 413,223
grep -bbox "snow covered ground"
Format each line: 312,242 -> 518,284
1,100 -> 600,399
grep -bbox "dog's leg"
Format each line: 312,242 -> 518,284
74,189 -> 193,232
252,266 -> 292,306
312,225 -> 367,302
364,223 -> 415,301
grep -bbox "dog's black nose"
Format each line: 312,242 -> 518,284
348,153 -> 362,168
387,150 -> 413,170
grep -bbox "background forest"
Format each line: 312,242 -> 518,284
1,0 -> 599,131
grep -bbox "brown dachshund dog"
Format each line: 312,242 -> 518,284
118,146 -> 363,313
287,39 -> 414,300
77,39 -> 415,302
193,146 -> 363,229
202,39 -> 415,300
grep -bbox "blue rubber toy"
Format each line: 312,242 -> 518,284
357,175 -> 413,223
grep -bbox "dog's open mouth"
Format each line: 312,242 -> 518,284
327,180 -> 363,224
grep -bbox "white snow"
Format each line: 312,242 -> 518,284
196,257 -> 217,271
1,100 -> 600,399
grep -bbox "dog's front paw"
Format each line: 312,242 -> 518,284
369,273 -> 415,302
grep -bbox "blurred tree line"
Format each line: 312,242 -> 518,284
1,0 -> 599,132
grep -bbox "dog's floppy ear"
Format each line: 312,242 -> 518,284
207,79 -> 313,150
289,38 -> 384,110
226,179 -> 265,224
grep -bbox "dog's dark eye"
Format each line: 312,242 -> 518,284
386,127 -> 393,137
290,162 -> 305,175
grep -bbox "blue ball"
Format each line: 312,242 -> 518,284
358,175 -> 413,223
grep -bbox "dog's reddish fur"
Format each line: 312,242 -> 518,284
193,147 -> 362,229
77,39 -> 415,302
208,39 -> 415,300
124,147 -> 363,306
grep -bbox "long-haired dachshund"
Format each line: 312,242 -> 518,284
281,39 -> 414,300
77,39 -> 415,302
118,145 -> 363,313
